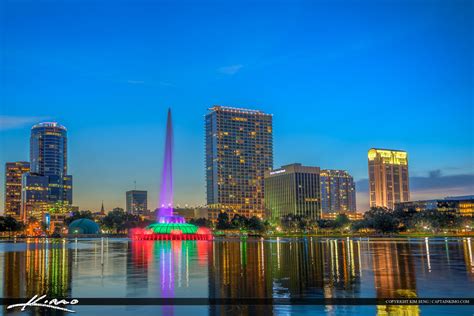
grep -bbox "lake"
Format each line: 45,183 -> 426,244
0,237 -> 472,315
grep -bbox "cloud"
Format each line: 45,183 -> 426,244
218,64 -> 243,75
355,171 -> 474,211
0,115 -> 49,130
428,169 -> 442,178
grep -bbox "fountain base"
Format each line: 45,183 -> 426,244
131,220 -> 213,241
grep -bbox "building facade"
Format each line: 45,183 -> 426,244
4,162 -> 30,219
368,148 -> 409,210
21,122 -> 73,222
126,190 -> 148,215
395,196 -> 474,217
205,106 -> 273,219
264,164 -> 321,221
320,169 -> 356,215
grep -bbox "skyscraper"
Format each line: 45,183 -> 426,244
126,190 -> 148,215
4,162 -> 30,219
320,169 -> 356,214
22,122 -> 73,222
30,122 -> 68,177
264,163 -> 321,221
368,148 -> 409,209
205,106 -> 273,219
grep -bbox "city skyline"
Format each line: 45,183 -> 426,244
1,0 -> 472,212
2,113 -> 472,214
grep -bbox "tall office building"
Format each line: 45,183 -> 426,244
205,106 -> 273,219
4,162 -> 30,219
126,190 -> 148,215
368,148 -> 409,210
22,122 -> 73,221
320,169 -> 356,214
264,163 -> 321,221
30,122 -> 68,177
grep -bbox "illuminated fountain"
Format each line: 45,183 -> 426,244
133,109 -> 212,240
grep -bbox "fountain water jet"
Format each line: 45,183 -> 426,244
132,109 -> 212,240
157,109 -> 184,223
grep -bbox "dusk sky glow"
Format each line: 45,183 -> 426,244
1,0 -> 472,212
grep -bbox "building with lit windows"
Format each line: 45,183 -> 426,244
205,106 -> 273,220
21,122 -> 73,222
320,169 -> 356,215
368,148 -> 409,210
395,195 -> 474,217
126,190 -> 148,215
264,163 -> 321,221
4,162 -> 30,219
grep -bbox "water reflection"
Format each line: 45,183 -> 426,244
208,239 -> 272,315
3,239 -> 72,315
1,237 -> 473,315
371,241 -> 419,315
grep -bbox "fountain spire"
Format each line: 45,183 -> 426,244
157,108 -> 183,223
132,109 -> 212,240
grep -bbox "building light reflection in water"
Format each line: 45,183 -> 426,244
1,238 -> 473,315
3,238 -> 72,315
463,237 -> 474,276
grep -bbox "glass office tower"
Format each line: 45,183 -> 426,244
205,106 -> 273,219
22,122 -> 73,221
126,190 -> 148,215
30,122 -> 68,177
264,163 -> 321,221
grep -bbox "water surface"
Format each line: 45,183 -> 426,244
0,237 -> 473,315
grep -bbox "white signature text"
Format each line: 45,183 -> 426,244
7,294 -> 79,313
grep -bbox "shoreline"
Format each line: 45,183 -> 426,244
0,233 -> 473,240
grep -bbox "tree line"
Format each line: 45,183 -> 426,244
276,207 -> 473,234
1,207 -> 471,235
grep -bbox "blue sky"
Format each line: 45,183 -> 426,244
1,0 -> 472,212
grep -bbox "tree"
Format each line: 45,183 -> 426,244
317,219 -> 334,229
230,214 -> 249,229
362,207 -> 399,233
65,211 -> 93,225
281,214 -> 297,230
393,206 -> 417,230
248,216 -> 265,232
411,209 -> 461,233
189,218 -> 210,227
216,212 -> 231,230
334,214 -> 350,229
280,214 -> 317,232
0,216 -> 24,233
101,209 -> 140,233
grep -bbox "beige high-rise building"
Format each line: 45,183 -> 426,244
368,148 -> 409,209
205,106 -> 273,220
4,161 -> 30,219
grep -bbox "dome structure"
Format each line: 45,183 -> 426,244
68,218 -> 100,234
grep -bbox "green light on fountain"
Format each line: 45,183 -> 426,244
146,222 -> 198,234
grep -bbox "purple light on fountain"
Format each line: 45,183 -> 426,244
157,109 -> 184,223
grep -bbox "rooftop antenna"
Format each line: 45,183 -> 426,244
134,180 -> 136,190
